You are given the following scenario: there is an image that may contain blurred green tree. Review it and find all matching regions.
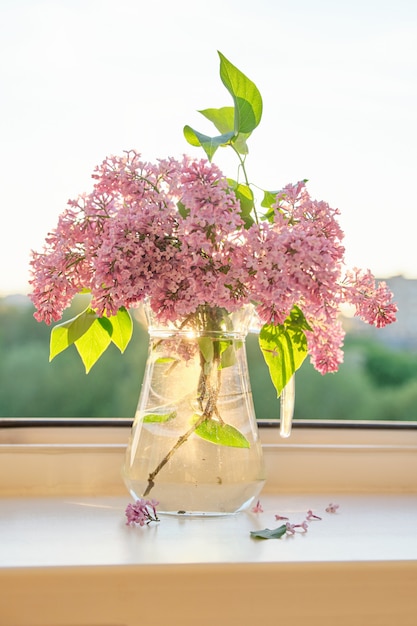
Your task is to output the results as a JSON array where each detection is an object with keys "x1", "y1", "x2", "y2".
[{"x1": 1, "y1": 297, "x2": 416, "y2": 421}]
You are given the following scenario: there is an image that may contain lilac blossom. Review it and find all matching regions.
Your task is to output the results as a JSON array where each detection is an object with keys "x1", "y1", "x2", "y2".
[
  {"x1": 29, "y1": 154, "x2": 397, "y2": 376},
  {"x1": 125, "y1": 498, "x2": 160, "y2": 526}
]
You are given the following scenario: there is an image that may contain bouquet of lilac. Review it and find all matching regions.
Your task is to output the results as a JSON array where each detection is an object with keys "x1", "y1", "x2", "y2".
[{"x1": 29, "y1": 52, "x2": 397, "y2": 399}]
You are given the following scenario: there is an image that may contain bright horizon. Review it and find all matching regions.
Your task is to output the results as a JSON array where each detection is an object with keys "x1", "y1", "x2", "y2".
[{"x1": 1, "y1": 0, "x2": 416, "y2": 296}]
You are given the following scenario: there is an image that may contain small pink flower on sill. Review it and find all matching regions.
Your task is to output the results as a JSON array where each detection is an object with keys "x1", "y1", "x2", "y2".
[
  {"x1": 325, "y1": 503, "x2": 340, "y2": 514},
  {"x1": 275, "y1": 514, "x2": 290, "y2": 521},
  {"x1": 286, "y1": 521, "x2": 308, "y2": 535},
  {"x1": 306, "y1": 509, "x2": 322, "y2": 521},
  {"x1": 125, "y1": 498, "x2": 160, "y2": 526},
  {"x1": 252, "y1": 500, "x2": 263, "y2": 513}
]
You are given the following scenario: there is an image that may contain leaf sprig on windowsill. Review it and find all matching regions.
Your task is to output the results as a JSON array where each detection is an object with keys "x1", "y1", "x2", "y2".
[{"x1": 250, "y1": 503, "x2": 339, "y2": 540}]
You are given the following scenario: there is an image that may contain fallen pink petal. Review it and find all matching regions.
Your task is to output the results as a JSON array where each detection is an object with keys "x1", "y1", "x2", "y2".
[
  {"x1": 325, "y1": 502, "x2": 340, "y2": 513},
  {"x1": 275, "y1": 514, "x2": 290, "y2": 521},
  {"x1": 285, "y1": 522, "x2": 297, "y2": 535},
  {"x1": 252, "y1": 500, "x2": 263, "y2": 513},
  {"x1": 306, "y1": 509, "x2": 322, "y2": 520}
]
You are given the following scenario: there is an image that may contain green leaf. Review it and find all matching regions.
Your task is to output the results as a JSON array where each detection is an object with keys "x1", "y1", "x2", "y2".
[
  {"x1": 199, "y1": 107, "x2": 250, "y2": 154},
  {"x1": 183, "y1": 125, "x2": 235, "y2": 161},
  {"x1": 219, "y1": 341, "x2": 236, "y2": 369},
  {"x1": 199, "y1": 106, "x2": 234, "y2": 134},
  {"x1": 260, "y1": 190, "x2": 280, "y2": 223},
  {"x1": 228, "y1": 179, "x2": 255, "y2": 227},
  {"x1": 194, "y1": 418, "x2": 250, "y2": 448},
  {"x1": 232, "y1": 133, "x2": 250, "y2": 155},
  {"x1": 74, "y1": 317, "x2": 113, "y2": 373},
  {"x1": 259, "y1": 306, "x2": 311, "y2": 396},
  {"x1": 143, "y1": 411, "x2": 176, "y2": 423},
  {"x1": 109, "y1": 307, "x2": 133, "y2": 353},
  {"x1": 218, "y1": 51, "x2": 263, "y2": 135},
  {"x1": 177, "y1": 200, "x2": 189, "y2": 218},
  {"x1": 50, "y1": 308, "x2": 99, "y2": 360},
  {"x1": 50, "y1": 306, "x2": 133, "y2": 372},
  {"x1": 198, "y1": 337, "x2": 214, "y2": 363},
  {"x1": 250, "y1": 525, "x2": 287, "y2": 540},
  {"x1": 261, "y1": 190, "x2": 279, "y2": 209}
]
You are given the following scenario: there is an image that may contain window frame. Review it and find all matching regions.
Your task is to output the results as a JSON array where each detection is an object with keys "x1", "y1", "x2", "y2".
[{"x1": 1, "y1": 417, "x2": 416, "y2": 497}]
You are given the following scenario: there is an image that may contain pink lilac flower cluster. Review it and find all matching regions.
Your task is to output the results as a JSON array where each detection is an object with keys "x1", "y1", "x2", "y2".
[
  {"x1": 125, "y1": 498, "x2": 159, "y2": 526},
  {"x1": 29, "y1": 151, "x2": 397, "y2": 375}
]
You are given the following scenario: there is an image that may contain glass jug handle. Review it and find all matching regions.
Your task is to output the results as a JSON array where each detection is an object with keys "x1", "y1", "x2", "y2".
[{"x1": 280, "y1": 375, "x2": 295, "y2": 438}]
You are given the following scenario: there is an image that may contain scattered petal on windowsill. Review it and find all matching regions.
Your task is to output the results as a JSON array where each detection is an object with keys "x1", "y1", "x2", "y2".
[
  {"x1": 251, "y1": 502, "x2": 340, "y2": 539},
  {"x1": 325, "y1": 503, "x2": 340, "y2": 513},
  {"x1": 251, "y1": 500, "x2": 263, "y2": 513},
  {"x1": 306, "y1": 509, "x2": 322, "y2": 521}
]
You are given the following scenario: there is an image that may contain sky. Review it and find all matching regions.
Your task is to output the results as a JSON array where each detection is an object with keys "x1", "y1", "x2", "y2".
[{"x1": 1, "y1": 0, "x2": 416, "y2": 296}]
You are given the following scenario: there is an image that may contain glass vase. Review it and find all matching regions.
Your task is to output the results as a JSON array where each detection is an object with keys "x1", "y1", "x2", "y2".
[{"x1": 123, "y1": 304, "x2": 266, "y2": 516}]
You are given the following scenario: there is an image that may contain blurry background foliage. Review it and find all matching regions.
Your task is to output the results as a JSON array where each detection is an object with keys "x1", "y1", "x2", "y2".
[{"x1": 1, "y1": 294, "x2": 417, "y2": 421}]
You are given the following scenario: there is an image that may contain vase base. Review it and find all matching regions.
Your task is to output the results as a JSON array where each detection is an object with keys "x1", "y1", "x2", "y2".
[
  {"x1": 156, "y1": 500, "x2": 256, "y2": 518},
  {"x1": 125, "y1": 479, "x2": 265, "y2": 517}
]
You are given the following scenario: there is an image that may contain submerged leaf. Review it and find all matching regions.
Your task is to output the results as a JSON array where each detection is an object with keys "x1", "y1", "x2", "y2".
[
  {"x1": 194, "y1": 418, "x2": 250, "y2": 448},
  {"x1": 198, "y1": 336, "x2": 214, "y2": 363},
  {"x1": 143, "y1": 411, "x2": 177, "y2": 423},
  {"x1": 219, "y1": 341, "x2": 236, "y2": 368}
]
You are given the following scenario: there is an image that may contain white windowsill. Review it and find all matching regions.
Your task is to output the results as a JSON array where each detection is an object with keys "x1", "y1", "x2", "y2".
[{"x1": 1, "y1": 423, "x2": 417, "y2": 625}]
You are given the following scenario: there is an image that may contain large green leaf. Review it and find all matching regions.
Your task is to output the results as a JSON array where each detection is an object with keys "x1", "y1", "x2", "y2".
[
  {"x1": 199, "y1": 107, "x2": 249, "y2": 154},
  {"x1": 259, "y1": 307, "x2": 310, "y2": 396},
  {"x1": 50, "y1": 308, "x2": 100, "y2": 360},
  {"x1": 218, "y1": 51, "x2": 262, "y2": 135},
  {"x1": 199, "y1": 106, "x2": 234, "y2": 134},
  {"x1": 74, "y1": 317, "x2": 113, "y2": 373},
  {"x1": 183, "y1": 125, "x2": 235, "y2": 161},
  {"x1": 194, "y1": 418, "x2": 250, "y2": 448},
  {"x1": 50, "y1": 306, "x2": 134, "y2": 372},
  {"x1": 109, "y1": 306, "x2": 133, "y2": 353}
]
